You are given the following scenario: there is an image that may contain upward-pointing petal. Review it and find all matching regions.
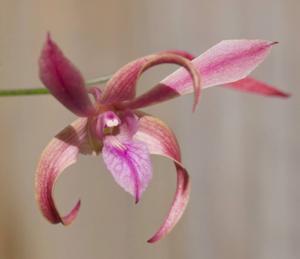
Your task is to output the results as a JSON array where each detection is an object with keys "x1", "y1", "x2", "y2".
[
  {"x1": 35, "y1": 118, "x2": 93, "y2": 225},
  {"x1": 39, "y1": 34, "x2": 96, "y2": 117}
]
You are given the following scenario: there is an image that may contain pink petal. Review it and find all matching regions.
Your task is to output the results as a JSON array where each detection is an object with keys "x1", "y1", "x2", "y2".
[
  {"x1": 168, "y1": 40, "x2": 277, "y2": 89},
  {"x1": 102, "y1": 136, "x2": 152, "y2": 203},
  {"x1": 35, "y1": 118, "x2": 93, "y2": 225},
  {"x1": 101, "y1": 52, "x2": 201, "y2": 111},
  {"x1": 223, "y1": 77, "x2": 290, "y2": 97},
  {"x1": 125, "y1": 40, "x2": 287, "y2": 109},
  {"x1": 134, "y1": 113, "x2": 190, "y2": 243},
  {"x1": 118, "y1": 111, "x2": 139, "y2": 140},
  {"x1": 39, "y1": 34, "x2": 96, "y2": 117}
]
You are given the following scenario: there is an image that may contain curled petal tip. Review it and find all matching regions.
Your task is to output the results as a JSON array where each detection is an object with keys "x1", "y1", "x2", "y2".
[
  {"x1": 147, "y1": 237, "x2": 156, "y2": 244},
  {"x1": 35, "y1": 118, "x2": 92, "y2": 226},
  {"x1": 193, "y1": 75, "x2": 201, "y2": 112},
  {"x1": 192, "y1": 103, "x2": 197, "y2": 113},
  {"x1": 61, "y1": 200, "x2": 81, "y2": 225},
  {"x1": 192, "y1": 90, "x2": 200, "y2": 112},
  {"x1": 134, "y1": 115, "x2": 191, "y2": 243},
  {"x1": 146, "y1": 167, "x2": 190, "y2": 243}
]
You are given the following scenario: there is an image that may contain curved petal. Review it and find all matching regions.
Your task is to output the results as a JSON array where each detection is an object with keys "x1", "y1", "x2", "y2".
[
  {"x1": 35, "y1": 118, "x2": 93, "y2": 225},
  {"x1": 117, "y1": 110, "x2": 140, "y2": 140},
  {"x1": 126, "y1": 40, "x2": 288, "y2": 109},
  {"x1": 39, "y1": 34, "x2": 96, "y2": 117},
  {"x1": 134, "y1": 113, "x2": 190, "y2": 243},
  {"x1": 101, "y1": 52, "x2": 201, "y2": 112},
  {"x1": 102, "y1": 136, "x2": 152, "y2": 203}
]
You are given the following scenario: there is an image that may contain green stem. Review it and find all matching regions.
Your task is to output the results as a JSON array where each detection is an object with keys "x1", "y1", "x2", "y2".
[
  {"x1": 0, "y1": 88, "x2": 50, "y2": 96},
  {"x1": 85, "y1": 75, "x2": 111, "y2": 86},
  {"x1": 0, "y1": 75, "x2": 112, "y2": 97}
]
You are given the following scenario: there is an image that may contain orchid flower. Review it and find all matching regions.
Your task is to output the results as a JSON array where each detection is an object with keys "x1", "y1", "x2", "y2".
[{"x1": 35, "y1": 35, "x2": 288, "y2": 243}]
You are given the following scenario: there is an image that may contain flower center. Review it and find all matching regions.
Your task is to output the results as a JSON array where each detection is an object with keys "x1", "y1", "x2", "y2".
[
  {"x1": 96, "y1": 111, "x2": 121, "y2": 140},
  {"x1": 87, "y1": 110, "x2": 122, "y2": 154}
]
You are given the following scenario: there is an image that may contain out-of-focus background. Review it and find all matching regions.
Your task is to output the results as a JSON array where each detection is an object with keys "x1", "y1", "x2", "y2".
[{"x1": 0, "y1": 0, "x2": 299, "y2": 258}]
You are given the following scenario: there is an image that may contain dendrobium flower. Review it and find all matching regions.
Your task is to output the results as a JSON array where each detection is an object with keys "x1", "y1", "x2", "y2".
[{"x1": 36, "y1": 35, "x2": 289, "y2": 243}]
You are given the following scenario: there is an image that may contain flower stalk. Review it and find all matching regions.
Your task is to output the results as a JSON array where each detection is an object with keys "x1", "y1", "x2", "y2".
[{"x1": 0, "y1": 75, "x2": 111, "y2": 96}]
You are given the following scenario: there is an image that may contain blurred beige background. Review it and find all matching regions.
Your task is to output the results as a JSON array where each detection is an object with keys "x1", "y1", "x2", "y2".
[{"x1": 0, "y1": 0, "x2": 299, "y2": 258}]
